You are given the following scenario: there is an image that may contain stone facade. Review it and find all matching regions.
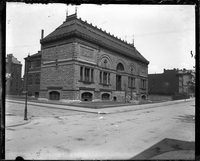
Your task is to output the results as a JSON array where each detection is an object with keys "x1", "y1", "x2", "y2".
[{"x1": 38, "y1": 13, "x2": 149, "y2": 102}]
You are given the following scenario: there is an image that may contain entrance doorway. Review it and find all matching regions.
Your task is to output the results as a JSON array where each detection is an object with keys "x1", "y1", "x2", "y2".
[
  {"x1": 49, "y1": 91, "x2": 60, "y2": 100},
  {"x1": 82, "y1": 92, "x2": 93, "y2": 101},
  {"x1": 35, "y1": 92, "x2": 39, "y2": 98},
  {"x1": 116, "y1": 75, "x2": 122, "y2": 90}
]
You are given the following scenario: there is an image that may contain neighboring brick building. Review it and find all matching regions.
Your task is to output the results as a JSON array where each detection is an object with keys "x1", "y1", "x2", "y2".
[
  {"x1": 25, "y1": 13, "x2": 149, "y2": 102},
  {"x1": 24, "y1": 51, "x2": 41, "y2": 97},
  {"x1": 148, "y1": 68, "x2": 194, "y2": 96},
  {"x1": 6, "y1": 54, "x2": 22, "y2": 95}
]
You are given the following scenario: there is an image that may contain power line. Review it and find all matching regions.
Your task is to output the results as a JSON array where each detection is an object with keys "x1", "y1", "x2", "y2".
[{"x1": 7, "y1": 44, "x2": 39, "y2": 48}]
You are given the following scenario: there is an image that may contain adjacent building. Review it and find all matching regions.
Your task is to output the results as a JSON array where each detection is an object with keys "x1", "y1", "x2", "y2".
[
  {"x1": 24, "y1": 13, "x2": 149, "y2": 102},
  {"x1": 24, "y1": 51, "x2": 41, "y2": 97},
  {"x1": 148, "y1": 68, "x2": 195, "y2": 96},
  {"x1": 6, "y1": 54, "x2": 22, "y2": 95}
]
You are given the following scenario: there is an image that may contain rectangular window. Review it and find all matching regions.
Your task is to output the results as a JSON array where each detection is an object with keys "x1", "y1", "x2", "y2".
[
  {"x1": 91, "y1": 69, "x2": 94, "y2": 82},
  {"x1": 100, "y1": 71, "x2": 102, "y2": 84},
  {"x1": 85, "y1": 68, "x2": 90, "y2": 82},
  {"x1": 36, "y1": 60, "x2": 41, "y2": 67},
  {"x1": 131, "y1": 78, "x2": 135, "y2": 87},
  {"x1": 80, "y1": 66, "x2": 94, "y2": 83},
  {"x1": 80, "y1": 67, "x2": 83, "y2": 81},
  {"x1": 108, "y1": 73, "x2": 110, "y2": 84},
  {"x1": 141, "y1": 79, "x2": 146, "y2": 89},
  {"x1": 103, "y1": 72, "x2": 107, "y2": 84},
  {"x1": 129, "y1": 77, "x2": 135, "y2": 88}
]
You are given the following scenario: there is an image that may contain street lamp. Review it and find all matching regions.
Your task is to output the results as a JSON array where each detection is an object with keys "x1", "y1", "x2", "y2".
[{"x1": 24, "y1": 55, "x2": 30, "y2": 120}]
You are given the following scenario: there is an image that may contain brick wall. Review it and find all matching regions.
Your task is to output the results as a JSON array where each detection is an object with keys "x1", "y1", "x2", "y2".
[{"x1": 42, "y1": 43, "x2": 74, "y2": 61}]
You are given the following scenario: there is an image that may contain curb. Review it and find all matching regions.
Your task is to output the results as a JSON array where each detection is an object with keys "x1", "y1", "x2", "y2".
[
  {"x1": 108, "y1": 99, "x2": 194, "y2": 114},
  {"x1": 6, "y1": 98, "x2": 194, "y2": 115},
  {"x1": 6, "y1": 116, "x2": 33, "y2": 128}
]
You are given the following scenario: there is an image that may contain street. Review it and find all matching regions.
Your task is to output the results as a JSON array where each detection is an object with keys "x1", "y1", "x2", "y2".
[{"x1": 5, "y1": 99, "x2": 195, "y2": 160}]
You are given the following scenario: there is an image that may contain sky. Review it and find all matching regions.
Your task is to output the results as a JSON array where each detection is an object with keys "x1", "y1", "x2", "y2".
[{"x1": 6, "y1": 3, "x2": 195, "y2": 77}]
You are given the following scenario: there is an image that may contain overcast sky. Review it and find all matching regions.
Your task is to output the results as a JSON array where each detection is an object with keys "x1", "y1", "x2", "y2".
[{"x1": 6, "y1": 3, "x2": 195, "y2": 76}]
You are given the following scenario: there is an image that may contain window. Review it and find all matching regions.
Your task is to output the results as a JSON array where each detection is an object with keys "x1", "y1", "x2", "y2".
[
  {"x1": 35, "y1": 75, "x2": 40, "y2": 85},
  {"x1": 100, "y1": 71, "x2": 102, "y2": 84},
  {"x1": 128, "y1": 77, "x2": 135, "y2": 88},
  {"x1": 35, "y1": 60, "x2": 41, "y2": 67},
  {"x1": 100, "y1": 71, "x2": 110, "y2": 85},
  {"x1": 80, "y1": 66, "x2": 94, "y2": 83},
  {"x1": 80, "y1": 67, "x2": 83, "y2": 81},
  {"x1": 141, "y1": 79, "x2": 146, "y2": 89},
  {"x1": 28, "y1": 75, "x2": 33, "y2": 85},
  {"x1": 103, "y1": 72, "x2": 107, "y2": 84},
  {"x1": 91, "y1": 69, "x2": 94, "y2": 82},
  {"x1": 85, "y1": 68, "x2": 90, "y2": 82},
  {"x1": 116, "y1": 63, "x2": 124, "y2": 71}
]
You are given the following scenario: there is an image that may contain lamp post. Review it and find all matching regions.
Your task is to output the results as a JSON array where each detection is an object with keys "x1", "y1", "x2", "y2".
[
  {"x1": 24, "y1": 55, "x2": 30, "y2": 120},
  {"x1": 124, "y1": 83, "x2": 127, "y2": 103}
]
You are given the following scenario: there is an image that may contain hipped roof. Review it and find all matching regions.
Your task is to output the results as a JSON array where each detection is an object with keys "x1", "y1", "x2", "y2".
[{"x1": 41, "y1": 14, "x2": 149, "y2": 65}]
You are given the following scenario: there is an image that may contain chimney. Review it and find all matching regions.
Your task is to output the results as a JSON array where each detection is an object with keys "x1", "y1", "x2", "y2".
[
  {"x1": 41, "y1": 29, "x2": 44, "y2": 50},
  {"x1": 41, "y1": 29, "x2": 44, "y2": 39}
]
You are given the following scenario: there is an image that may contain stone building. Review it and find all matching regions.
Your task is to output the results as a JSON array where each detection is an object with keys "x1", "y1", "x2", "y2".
[
  {"x1": 24, "y1": 51, "x2": 41, "y2": 97},
  {"x1": 36, "y1": 13, "x2": 149, "y2": 102},
  {"x1": 6, "y1": 54, "x2": 22, "y2": 95}
]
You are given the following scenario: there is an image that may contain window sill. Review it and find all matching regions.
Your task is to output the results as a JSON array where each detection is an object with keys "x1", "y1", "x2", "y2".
[
  {"x1": 129, "y1": 87, "x2": 136, "y2": 89},
  {"x1": 99, "y1": 83, "x2": 110, "y2": 86},
  {"x1": 79, "y1": 80, "x2": 94, "y2": 84}
]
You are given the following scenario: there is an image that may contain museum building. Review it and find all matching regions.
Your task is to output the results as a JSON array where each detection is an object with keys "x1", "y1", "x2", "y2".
[{"x1": 25, "y1": 13, "x2": 149, "y2": 102}]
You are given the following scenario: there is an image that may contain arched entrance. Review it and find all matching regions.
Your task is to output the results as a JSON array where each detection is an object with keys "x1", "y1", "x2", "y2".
[
  {"x1": 113, "y1": 96, "x2": 117, "y2": 101},
  {"x1": 141, "y1": 95, "x2": 146, "y2": 100},
  {"x1": 35, "y1": 92, "x2": 39, "y2": 98},
  {"x1": 82, "y1": 92, "x2": 92, "y2": 101},
  {"x1": 49, "y1": 91, "x2": 60, "y2": 100},
  {"x1": 102, "y1": 93, "x2": 110, "y2": 100}
]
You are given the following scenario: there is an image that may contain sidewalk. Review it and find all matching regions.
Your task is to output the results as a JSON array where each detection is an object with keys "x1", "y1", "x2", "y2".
[{"x1": 6, "y1": 98, "x2": 195, "y2": 127}]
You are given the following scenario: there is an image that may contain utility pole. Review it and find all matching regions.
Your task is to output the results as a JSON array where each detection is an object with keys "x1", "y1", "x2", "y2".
[{"x1": 24, "y1": 55, "x2": 30, "y2": 120}]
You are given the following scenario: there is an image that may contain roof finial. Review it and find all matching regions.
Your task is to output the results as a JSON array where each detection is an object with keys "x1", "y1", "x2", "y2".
[
  {"x1": 132, "y1": 35, "x2": 134, "y2": 46},
  {"x1": 75, "y1": 7, "x2": 77, "y2": 15},
  {"x1": 66, "y1": 5, "x2": 68, "y2": 20}
]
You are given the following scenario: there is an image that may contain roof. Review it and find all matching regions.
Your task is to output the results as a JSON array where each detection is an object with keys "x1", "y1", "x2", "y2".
[
  {"x1": 6, "y1": 54, "x2": 21, "y2": 65},
  {"x1": 41, "y1": 14, "x2": 149, "y2": 64},
  {"x1": 24, "y1": 51, "x2": 42, "y2": 59}
]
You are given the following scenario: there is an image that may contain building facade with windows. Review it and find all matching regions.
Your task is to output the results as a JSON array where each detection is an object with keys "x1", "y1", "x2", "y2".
[
  {"x1": 148, "y1": 68, "x2": 195, "y2": 96},
  {"x1": 24, "y1": 51, "x2": 41, "y2": 98},
  {"x1": 6, "y1": 54, "x2": 22, "y2": 95},
  {"x1": 27, "y1": 13, "x2": 149, "y2": 102}
]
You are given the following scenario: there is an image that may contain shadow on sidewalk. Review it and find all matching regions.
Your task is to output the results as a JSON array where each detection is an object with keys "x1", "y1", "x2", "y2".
[{"x1": 130, "y1": 138, "x2": 195, "y2": 160}]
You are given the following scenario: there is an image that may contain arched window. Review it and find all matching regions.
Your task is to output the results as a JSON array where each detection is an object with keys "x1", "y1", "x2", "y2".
[
  {"x1": 82, "y1": 92, "x2": 93, "y2": 101},
  {"x1": 35, "y1": 75, "x2": 40, "y2": 85},
  {"x1": 28, "y1": 75, "x2": 33, "y2": 85},
  {"x1": 102, "y1": 93, "x2": 110, "y2": 100},
  {"x1": 116, "y1": 63, "x2": 124, "y2": 71}
]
